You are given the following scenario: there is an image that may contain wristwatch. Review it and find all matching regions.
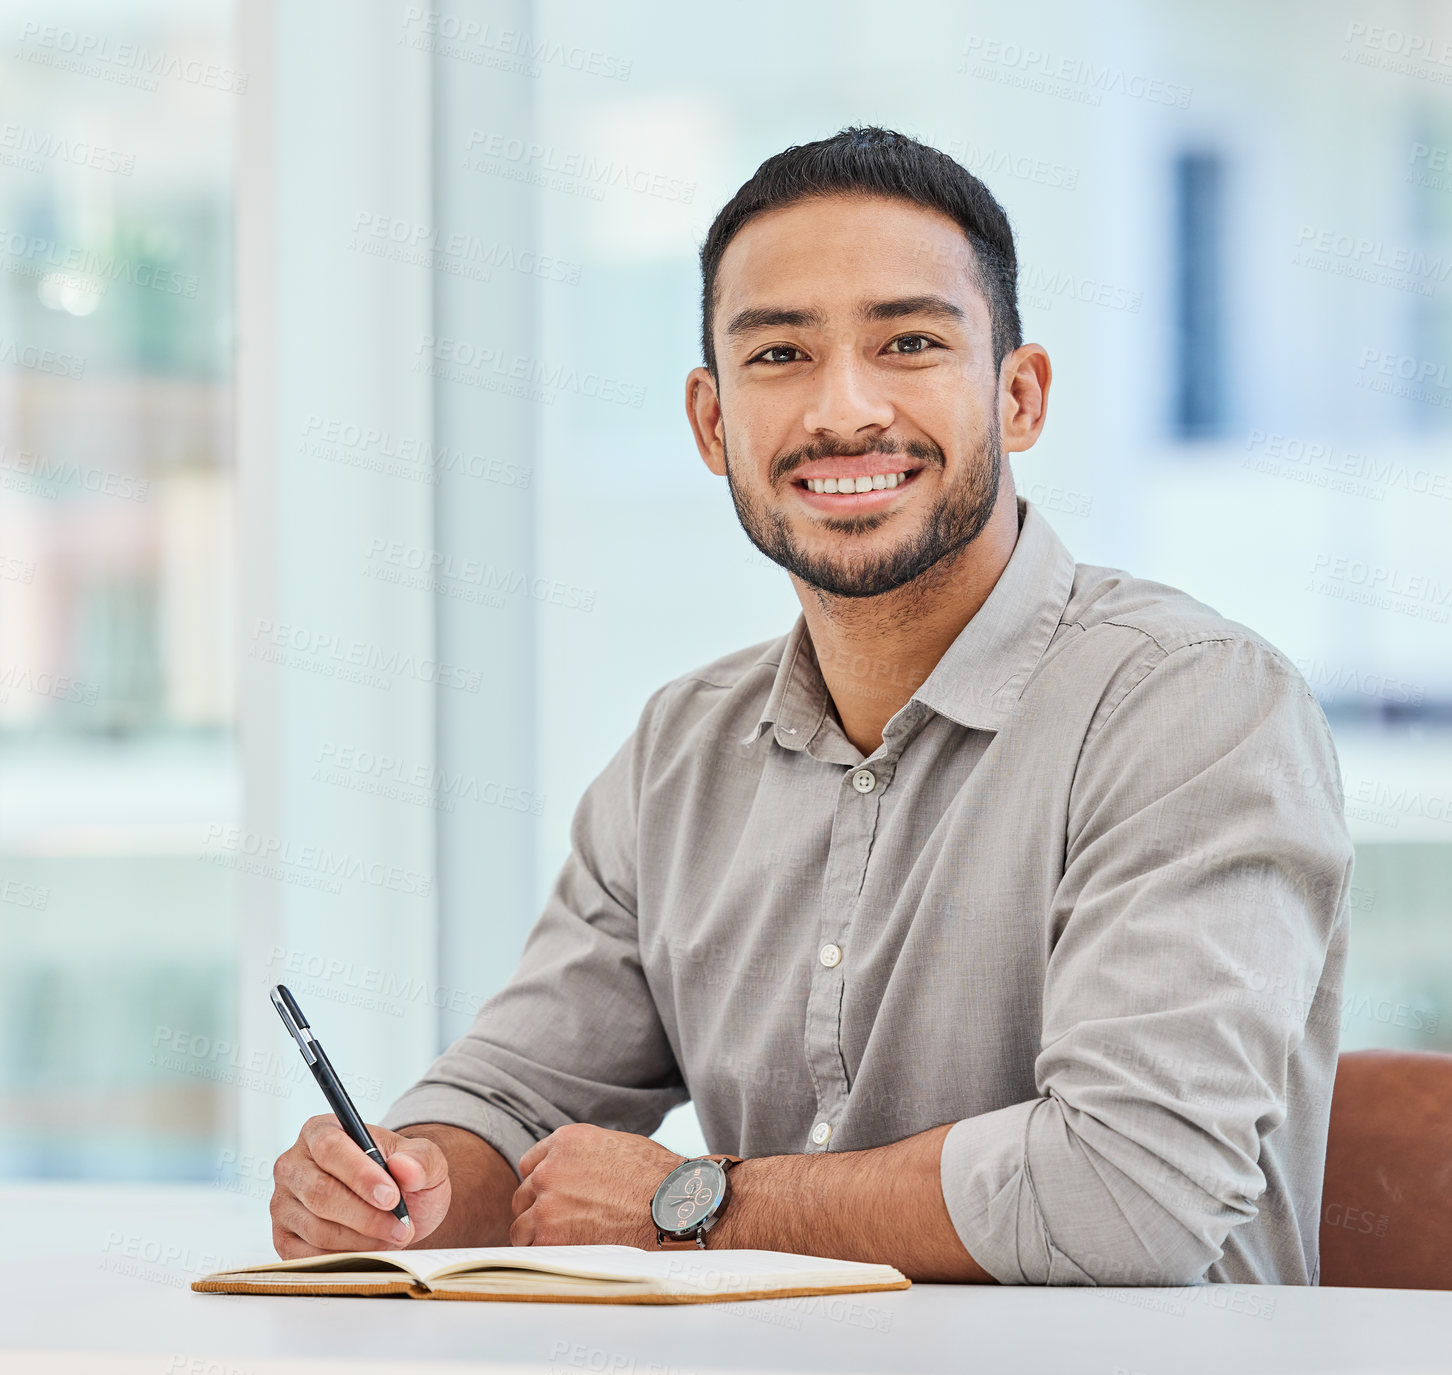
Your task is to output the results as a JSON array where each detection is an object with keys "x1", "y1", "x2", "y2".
[{"x1": 651, "y1": 1153, "x2": 744, "y2": 1249}]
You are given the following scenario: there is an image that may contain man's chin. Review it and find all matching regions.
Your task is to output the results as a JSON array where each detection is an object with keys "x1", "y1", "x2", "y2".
[
  {"x1": 773, "y1": 550, "x2": 933, "y2": 600},
  {"x1": 730, "y1": 477, "x2": 984, "y2": 599}
]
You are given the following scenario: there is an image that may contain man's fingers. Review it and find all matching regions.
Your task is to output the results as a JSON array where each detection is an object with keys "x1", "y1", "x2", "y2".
[
  {"x1": 273, "y1": 1221, "x2": 357, "y2": 1261},
  {"x1": 304, "y1": 1116, "x2": 399, "y2": 1208},
  {"x1": 510, "y1": 1175, "x2": 537, "y2": 1220},
  {"x1": 274, "y1": 1188, "x2": 405, "y2": 1256},
  {"x1": 282, "y1": 1157, "x2": 411, "y2": 1245},
  {"x1": 272, "y1": 1225, "x2": 310, "y2": 1260},
  {"x1": 272, "y1": 1175, "x2": 409, "y2": 1254},
  {"x1": 517, "y1": 1131, "x2": 556, "y2": 1180},
  {"x1": 509, "y1": 1208, "x2": 536, "y2": 1247},
  {"x1": 383, "y1": 1133, "x2": 449, "y2": 1196},
  {"x1": 272, "y1": 1118, "x2": 448, "y2": 1259}
]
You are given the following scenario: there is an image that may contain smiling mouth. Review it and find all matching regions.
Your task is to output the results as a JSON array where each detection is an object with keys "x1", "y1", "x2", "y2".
[
  {"x1": 790, "y1": 467, "x2": 924, "y2": 509},
  {"x1": 794, "y1": 468, "x2": 919, "y2": 494}
]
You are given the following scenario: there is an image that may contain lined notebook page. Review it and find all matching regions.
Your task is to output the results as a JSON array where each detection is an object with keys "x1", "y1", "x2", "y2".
[
  {"x1": 428, "y1": 1247, "x2": 899, "y2": 1284},
  {"x1": 219, "y1": 1244, "x2": 899, "y2": 1286}
]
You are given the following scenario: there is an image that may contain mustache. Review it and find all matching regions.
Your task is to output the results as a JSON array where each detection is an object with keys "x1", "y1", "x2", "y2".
[{"x1": 770, "y1": 437, "x2": 946, "y2": 486}]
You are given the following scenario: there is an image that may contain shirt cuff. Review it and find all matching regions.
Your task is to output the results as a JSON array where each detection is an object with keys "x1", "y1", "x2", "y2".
[
  {"x1": 941, "y1": 1098, "x2": 1082, "y2": 1285},
  {"x1": 941, "y1": 1095, "x2": 1226, "y2": 1286},
  {"x1": 379, "y1": 1083, "x2": 543, "y2": 1178}
]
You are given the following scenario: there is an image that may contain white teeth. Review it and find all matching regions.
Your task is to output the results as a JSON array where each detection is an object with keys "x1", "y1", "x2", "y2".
[{"x1": 806, "y1": 471, "x2": 909, "y2": 494}]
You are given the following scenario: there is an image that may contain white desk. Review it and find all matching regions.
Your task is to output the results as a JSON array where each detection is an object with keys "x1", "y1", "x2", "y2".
[{"x1": 3, "y1": 1185, "x2": 1449, "y2": 1375}]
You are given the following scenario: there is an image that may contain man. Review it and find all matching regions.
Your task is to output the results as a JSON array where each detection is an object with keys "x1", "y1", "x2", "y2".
[{"x1": 270, "y1": 127, "x2": 1354, "y2": 1286}]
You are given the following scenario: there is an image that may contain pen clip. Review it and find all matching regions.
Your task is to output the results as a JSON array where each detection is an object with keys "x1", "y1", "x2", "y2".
[{"x1": 270, "y1": 984, "x2": 318, "y2": 1065}]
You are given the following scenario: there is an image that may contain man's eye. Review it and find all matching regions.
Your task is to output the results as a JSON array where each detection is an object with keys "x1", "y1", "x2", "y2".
[
  {"x1": 885, "y1": 334, "x2": 939, "y2": 355},
  {"x1": 750, "y1": 345, "x2": 805, "y2": 365}
]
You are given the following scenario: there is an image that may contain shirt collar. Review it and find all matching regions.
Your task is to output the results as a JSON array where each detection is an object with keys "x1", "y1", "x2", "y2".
[
  {"x1": 739, "y1": 611, "x2": 829, "y2": 752},
  {"x1": 741, "y1": 494, "x2": 1077, "y2": 751}
]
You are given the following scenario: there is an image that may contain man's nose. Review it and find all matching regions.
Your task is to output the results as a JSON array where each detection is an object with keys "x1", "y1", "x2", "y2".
[{"x1": 800, "y1": 352, "x2": 895, "y2": 438}]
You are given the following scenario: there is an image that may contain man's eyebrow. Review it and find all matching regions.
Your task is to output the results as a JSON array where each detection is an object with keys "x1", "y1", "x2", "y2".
[
  {"x1": 859, "y1": 294, "x2": 967, "y2": 325},
  {"x1": 723, "y1": 294, "x2": 967, "y2": 340},
  {"x1": 723, "y1": 305, "x2": 827, "y2": 338}
]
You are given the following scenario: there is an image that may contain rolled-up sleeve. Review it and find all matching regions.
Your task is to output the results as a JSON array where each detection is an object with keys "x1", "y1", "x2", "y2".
[
  {"x1": 380, "y1": 685, "x2": 688, "y2": 1175},
  {"x1": 939, "y1": 635, "x2": 1355, "y2": 1285}
]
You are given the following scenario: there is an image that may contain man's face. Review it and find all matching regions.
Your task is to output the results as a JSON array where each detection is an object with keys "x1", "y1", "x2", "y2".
[{"x1": 701, "y1": 194, "x2": 1006, "y2": 599}]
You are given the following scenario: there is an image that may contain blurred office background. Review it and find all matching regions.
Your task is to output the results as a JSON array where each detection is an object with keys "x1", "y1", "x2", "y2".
[{"x1": 1, "y1": 0, "x2": 1449, "y2": 1183}]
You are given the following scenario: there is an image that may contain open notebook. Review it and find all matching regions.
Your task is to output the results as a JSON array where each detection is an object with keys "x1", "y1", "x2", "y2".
[{"x1": 192, "y1": 1244, "x2": 910, "y2": 1304}]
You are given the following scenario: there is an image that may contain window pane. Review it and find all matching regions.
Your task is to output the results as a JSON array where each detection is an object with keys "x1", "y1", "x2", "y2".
[{"x1": 0, "y1": 0, "x2": 237, "y2": 1178}]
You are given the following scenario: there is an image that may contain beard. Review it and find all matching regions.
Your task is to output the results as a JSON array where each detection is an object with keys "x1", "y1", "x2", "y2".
[{"x1": 722, "y1": 415, "x2": 1003, "y2": 599}]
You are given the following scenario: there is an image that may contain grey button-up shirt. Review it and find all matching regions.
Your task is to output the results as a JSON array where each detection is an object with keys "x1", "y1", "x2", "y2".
[{"x1": 383, "y1": 493, "x2": 1355, "y2": 1286}]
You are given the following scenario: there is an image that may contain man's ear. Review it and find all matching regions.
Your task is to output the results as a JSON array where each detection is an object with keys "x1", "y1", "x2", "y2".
[
  {"x1": 999, "y1": 344, "x2": 1051, "y2": 455},
  {"x1": 685, "y1": 366, "x2": 727, "y2": 477}
]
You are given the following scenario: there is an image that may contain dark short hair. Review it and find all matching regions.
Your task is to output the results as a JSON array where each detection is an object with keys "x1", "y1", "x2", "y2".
[{"x1": 698, "y1": 125, "x2": 1021, "y2": 381}]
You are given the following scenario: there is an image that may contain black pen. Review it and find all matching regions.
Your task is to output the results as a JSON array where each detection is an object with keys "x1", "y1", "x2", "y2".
[{"x1": 269, "y1": 983, "x2": 411, "y2": 1229}]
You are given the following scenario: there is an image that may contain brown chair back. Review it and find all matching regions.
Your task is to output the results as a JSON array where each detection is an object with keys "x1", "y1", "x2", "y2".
[{"x1": 1320, "y1": 1048, "x2": 1452, "y2": 1289}]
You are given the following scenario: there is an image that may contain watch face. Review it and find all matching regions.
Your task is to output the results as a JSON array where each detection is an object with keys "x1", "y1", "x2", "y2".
[{"x1": 651, "y1": 1160, "x2": 726, "y2": 1234}]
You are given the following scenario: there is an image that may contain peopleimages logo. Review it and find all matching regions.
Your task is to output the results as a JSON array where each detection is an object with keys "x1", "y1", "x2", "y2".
[
  {"x1": 314, "y1": 740, "x2": 545, "y2": 815},
  {"x1": 347, "y1": 212, "x2": 582, "y2": 286},
  {"x1": 959, "y1": 35, "x2": 1192, "y2": 108},
  {"x1": 0, "y1": 442, "x2": 150, "y2": 502},
  {"x1": 943, "y1": 137, "x2": 1081, "y2": 191},
  {"x1": 362, "y1": 537, "x2": 598, "y2": 613},
  {"x1": 414, "y1": 333, "x2": 644, "y2": 407},
  {"x1": 15, "y1": 20, "x2": 248, "y2": 93},
  {"x1": 398, "y1": 7, "x2": 632, "y2": 82},
  {"x1": 1018, "y1": 262, "x2": 1142, "y2": 314},
  {"x1": 247, "y1": 618, "x2": 484, "y2": 694},
  {"x1": 1306, "y1": 552, "x2": 1452, "y2": 624},
  {"x1": 1243, "y1": 429, "x2": 1452, "y2": 503},
  {"x1": 202, "y1": 823, "x2": 434, "y2": 898},
  {"x1": 1292, "y1": 654, "x2": 1426, "y2": 708},
  {"x1": 0, "y1": 879, "x2": 49, "y2": 911},
  {"x1": 0, "y1": 336, "x2": 85, "y2": 379},
  {"x1": 1342, "y1": 20, "x2": 1452, "y2": 82},
  {"x1": 0, "y1": 229, "x2": 198, "y2": 297},
  {"x1": 1407, "y1": 142, "x2": 1452, "y2": 193},
  {"x1": 1292, "y1": 224, "x2": 1451, "y2": 295},
  {"x1": 1354, "y1": 349, "x2": 1452, "y2": 407},
  {"x1": 0, "y1": 121, "x2": 135, "y2": 175},
  {"x1": 265, "y1": 945, "x2": 485, "y2": 1018},
  {"x1": 299, "y1": 415, "x2": 531, "y2": 490},
  {"x1": 99, "y1": 1230, "x2": 228, "y2": 1289},
  {"x1": 462, "y1": 131, "x2": 695, "y2": 203},
  {"x1": 0, "y1": 662, "x2": 99, "y2": 706}
]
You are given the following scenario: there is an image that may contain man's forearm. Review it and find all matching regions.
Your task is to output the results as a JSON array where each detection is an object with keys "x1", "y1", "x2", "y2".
[
  {"x1": 709, "y1": 1123, "x2": 996, "y2": 1283},
  {"x1": 395, "y1": 1123, "x2": 519, "y2": 1248}
]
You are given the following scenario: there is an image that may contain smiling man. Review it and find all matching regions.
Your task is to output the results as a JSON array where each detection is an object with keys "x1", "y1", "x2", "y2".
[{"x1": 270, "y1": 127, "x2": 1355, "y2": 1286}]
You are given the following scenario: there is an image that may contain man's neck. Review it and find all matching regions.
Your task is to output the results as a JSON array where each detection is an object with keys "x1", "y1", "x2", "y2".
[{"x1": 791, "y1": 486, "x2": 1022, "y2": 757}]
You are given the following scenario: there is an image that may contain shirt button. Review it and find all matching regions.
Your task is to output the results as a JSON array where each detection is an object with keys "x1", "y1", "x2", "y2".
[
  {"x1": 818, "y1": 943, "x2": 843, "y2": 968},
  {"x1": 851, "y1": 768, "x2": 877, "y2": 794},
  {"x1": 810, "y1": 1121, "x2": 833, "y2": 1145}
]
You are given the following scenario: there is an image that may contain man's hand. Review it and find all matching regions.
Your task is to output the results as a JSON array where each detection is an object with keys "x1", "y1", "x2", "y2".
[
  {"x1": 511, "y1": 1123, "x2": 684, "y2": 1247},
  {"x1": 270, "y1": 1114, "x2": 451, "y2": 1258}
]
